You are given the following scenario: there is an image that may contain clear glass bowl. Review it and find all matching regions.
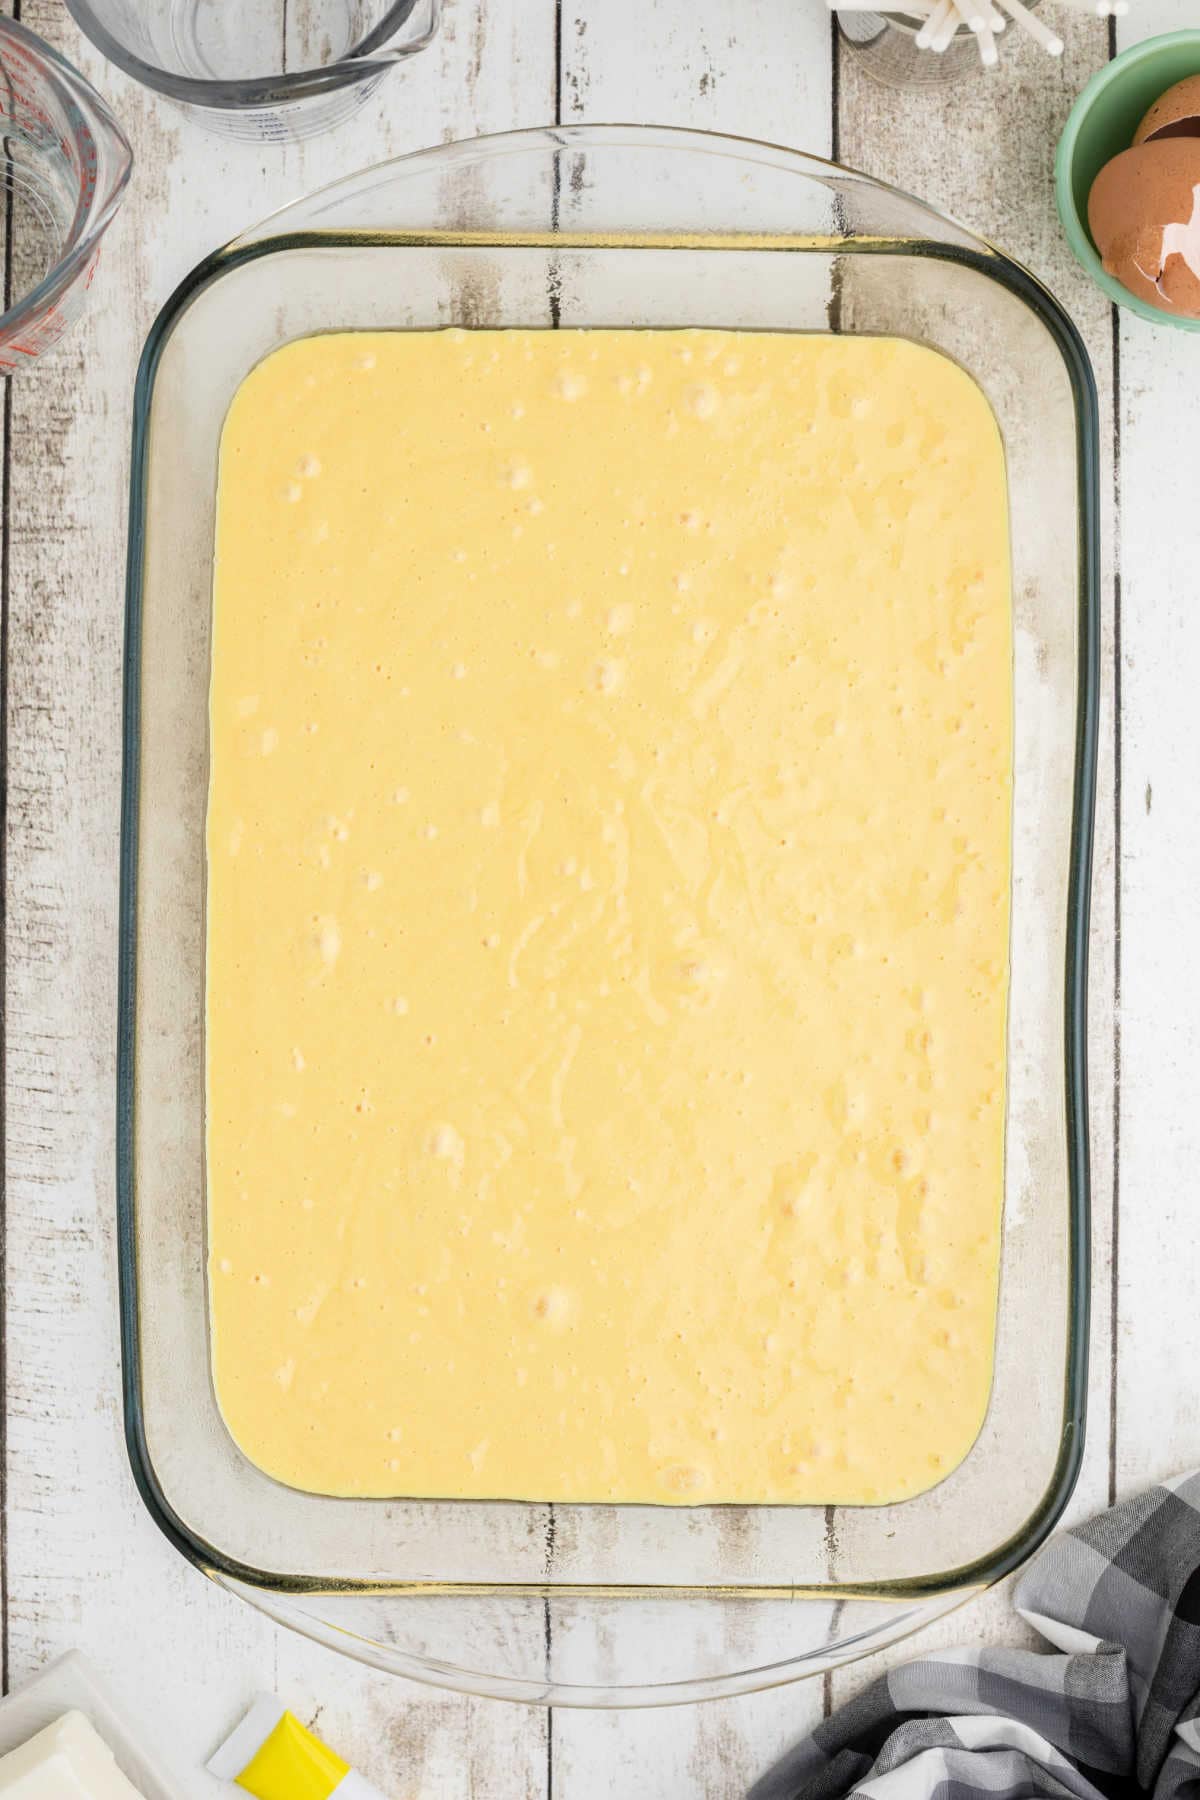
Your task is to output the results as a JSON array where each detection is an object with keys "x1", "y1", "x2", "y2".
[
  {"x1": 66, "y1": 0, "x2": 441, "y2": 143},
  {"x1": 835, "y1": 11, "x2": 986, "y2": 86},
  {"x1": 0, "y1": 17, "x2": 131, "y2": 371},
  {"x1": 834, "y1": 4, "x2": 1051, "y2": 87},
  {"x1": 119, "y1": 125, "x2": 1098, "y2": 1706}
]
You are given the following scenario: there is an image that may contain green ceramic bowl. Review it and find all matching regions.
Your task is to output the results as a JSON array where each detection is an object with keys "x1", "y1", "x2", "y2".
[{"x1": 1055, "y1": 30, "x2": 1200, "y2": 331}]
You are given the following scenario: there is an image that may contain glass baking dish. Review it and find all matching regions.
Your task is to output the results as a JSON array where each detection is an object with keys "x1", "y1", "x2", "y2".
[{"x1": 119, "y1": 125, "x2": 1097, "y2": 1705}]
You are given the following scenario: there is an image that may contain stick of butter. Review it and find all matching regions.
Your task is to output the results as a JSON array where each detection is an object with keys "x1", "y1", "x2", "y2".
[{"x1": 0, "y1": 1711, "x2": 146, "y2": 1797}]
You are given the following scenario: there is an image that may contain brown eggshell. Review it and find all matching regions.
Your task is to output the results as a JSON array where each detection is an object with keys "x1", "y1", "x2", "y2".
[
  {"x1": 1087, "y1": 139, "x2": 1200, "y2": 317},
  {"x1": 1134, "y1": 73, "x2": 1200, "y2": 145},
  {"x1": 1161, "y1": 246, "x2": 1200, "y2": 316}
]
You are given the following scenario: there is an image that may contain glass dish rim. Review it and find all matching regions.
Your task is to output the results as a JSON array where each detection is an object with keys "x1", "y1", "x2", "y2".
[{"x1": 118, "y1": 121, "x2": 1098, "y2": 1609}]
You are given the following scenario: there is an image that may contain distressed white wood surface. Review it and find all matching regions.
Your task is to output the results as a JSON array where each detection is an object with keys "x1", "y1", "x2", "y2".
[
  {"x1": 1109, "y1": 0, "x2": 1200, "y2": 1501},
  {"x1": 1, "y1": 0, "x2": 1194, "y2": 1793}
]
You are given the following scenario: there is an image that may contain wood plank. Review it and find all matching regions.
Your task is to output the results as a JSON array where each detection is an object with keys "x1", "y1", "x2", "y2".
[
  {"x1": 1110, "y1": 0, "x2": 1200, "y2": 1493},
  {"x1": 0, "y1": 0, "x2": 15, "y2": 1697},
  {"x1": 824, "y1": 6, "x2": 1120, "y2": 1711},
  {"x1": 0, "y1": 2, "x2": 556, "y2": 1794},
  {"x1": 550, "y1": 8, "x2": 835, "y2": 1795}
]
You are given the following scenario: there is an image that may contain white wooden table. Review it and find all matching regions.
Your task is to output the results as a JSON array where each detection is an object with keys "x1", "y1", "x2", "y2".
[{"x1": 0, "y1": 0, "x2": 1194, "y2": 1792}]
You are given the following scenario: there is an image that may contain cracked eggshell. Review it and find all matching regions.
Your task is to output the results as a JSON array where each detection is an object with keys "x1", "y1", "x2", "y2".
[
  {"x1": 1134, "y1": 73, "x2": 1200, "y2": 145},
  {"x1": 1087, "y1": 138, "x2": 1200, "y2": 318}
]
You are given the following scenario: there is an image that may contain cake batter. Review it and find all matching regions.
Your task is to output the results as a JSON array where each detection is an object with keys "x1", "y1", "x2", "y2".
[{"x1": 206, "y1": 328, "x2": 1012, "y2": 1505}]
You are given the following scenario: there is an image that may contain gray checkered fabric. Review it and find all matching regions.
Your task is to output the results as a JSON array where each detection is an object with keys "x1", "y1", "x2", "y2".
[{"x1": 750, "y1": 1471, "x2": 1200, "y2": 1800}]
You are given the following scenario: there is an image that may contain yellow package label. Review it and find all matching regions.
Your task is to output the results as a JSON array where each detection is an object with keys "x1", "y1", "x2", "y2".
[{"x1": 236, "y1": 1712, "x2": 349, "y2": 1800}]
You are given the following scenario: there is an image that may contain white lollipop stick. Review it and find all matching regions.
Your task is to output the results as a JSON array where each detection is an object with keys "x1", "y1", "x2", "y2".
[
  {"x1": 954, "y1": 0, "x2": 993, "y2": 34},
  {"x1": 975, "y1": 21, "x2": 1000, "y2": 61},
  {"x1": 987, "y1": 7, "x2": 1007, "y2": 29},
  {"x1": 931, "y1": 1, "x2": 964, "y2": 49},
  {"x1": 914, "y1": 0, "x2": 953, "y2": 48},
  {"x1": 998, "y1": 0, "x2": 1064, "y2": 54}
]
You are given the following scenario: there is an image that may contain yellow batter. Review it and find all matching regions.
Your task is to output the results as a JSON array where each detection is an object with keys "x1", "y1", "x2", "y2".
[{"x1": 207, "y1": 328, "x2": 1011, "y2": 1506}]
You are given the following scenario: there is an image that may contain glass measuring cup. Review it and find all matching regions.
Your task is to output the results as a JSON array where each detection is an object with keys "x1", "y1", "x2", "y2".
[
  {"x1": 836, "y1": 11, "x2": 985, "y2": 84},
  {"x1": 835, "y1": 0, "x2": 1051, "y2": 85},
  {"x1": 0, "y1": 17, "x2": 131, "y2": 373},
  {"x1": 65, "y1": 0, "x2": 442, "y2": 143}
]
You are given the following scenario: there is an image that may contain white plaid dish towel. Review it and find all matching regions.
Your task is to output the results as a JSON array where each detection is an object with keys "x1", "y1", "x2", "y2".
[{"x1": 751, "y1": 1471, "x2": 1200, "y2": 1800}]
